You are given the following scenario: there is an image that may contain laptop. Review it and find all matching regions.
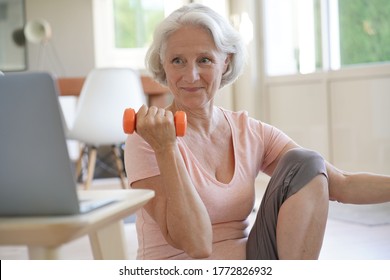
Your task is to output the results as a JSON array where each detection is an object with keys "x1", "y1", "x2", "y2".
[{"x1": 0, "y1": 71, "x2": 115, "y2": 216}]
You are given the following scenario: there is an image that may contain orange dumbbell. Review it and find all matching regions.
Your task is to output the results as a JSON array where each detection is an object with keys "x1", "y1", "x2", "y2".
[{"x1": 123, "y1": 108, "x2": 187, "y2": 137}]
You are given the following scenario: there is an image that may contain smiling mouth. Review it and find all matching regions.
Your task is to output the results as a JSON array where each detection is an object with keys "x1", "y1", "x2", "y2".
[{"x1": 181, "y1": 87, "x2": 203, "y2": 93}]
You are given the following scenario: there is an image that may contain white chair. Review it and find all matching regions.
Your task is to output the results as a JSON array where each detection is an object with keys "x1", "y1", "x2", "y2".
[{"x1": 66, "y1": 68, "x2": 146, "y2": 189}]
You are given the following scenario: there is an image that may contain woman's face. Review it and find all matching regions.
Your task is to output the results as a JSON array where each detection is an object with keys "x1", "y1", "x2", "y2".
[{"x1": 162, "y1": 25, "x2": 230, "y2": 110}]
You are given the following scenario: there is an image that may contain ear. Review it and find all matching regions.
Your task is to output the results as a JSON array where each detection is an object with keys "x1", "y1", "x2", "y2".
[{"x1": 223, "y1": 54, "x2": 232, "y2": 73}]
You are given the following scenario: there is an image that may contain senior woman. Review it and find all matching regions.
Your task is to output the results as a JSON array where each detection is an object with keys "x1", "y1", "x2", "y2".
[{"x1": 125, "y1": 3, "x2": 390, "y2": 260}]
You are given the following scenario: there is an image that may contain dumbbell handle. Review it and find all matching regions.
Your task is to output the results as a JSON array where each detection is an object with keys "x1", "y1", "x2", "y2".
[{"x1": 123, "y1": 108, "x2": 187, "y2": 137}]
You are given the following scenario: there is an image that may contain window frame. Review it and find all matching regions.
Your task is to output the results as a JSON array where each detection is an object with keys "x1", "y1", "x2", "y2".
[{"x1": 263, "y1": 0, "x2": 390, "y2": 77}]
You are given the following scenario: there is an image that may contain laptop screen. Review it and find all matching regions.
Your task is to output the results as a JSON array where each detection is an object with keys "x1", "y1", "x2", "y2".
[{"x1": 0, "y1": 72, "x2": 81, "y2": 216}]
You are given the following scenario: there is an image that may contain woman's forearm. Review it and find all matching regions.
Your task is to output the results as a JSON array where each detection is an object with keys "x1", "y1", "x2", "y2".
[
  {"x1": 155, "y1": 144, "x2": 213, "y2": 258},
  {"x1": 327, "y1": 162, "x2": 390, "y2": 204}
]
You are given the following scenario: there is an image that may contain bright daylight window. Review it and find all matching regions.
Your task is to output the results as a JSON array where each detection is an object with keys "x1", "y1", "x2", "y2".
[
  {"x1": 113, "y1": 0, "x2": 165, "y2": 49},
  {"x1": 94, "y1": 0, "x2": 228, "y2": 70},
  {"x1": 338, "y1": 0, "x2": 390, "y2": 66},
  {"x1": 93, "y1": 0, "x2": 171, "y2": 69},
  {"x1": 263, "y1": 0, "x2": 390, "y2": 76}
]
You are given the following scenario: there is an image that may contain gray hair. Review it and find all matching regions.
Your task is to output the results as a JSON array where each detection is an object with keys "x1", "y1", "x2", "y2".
[{"x1": 145, "y1": 3, "x2": 246, "y2": 88}]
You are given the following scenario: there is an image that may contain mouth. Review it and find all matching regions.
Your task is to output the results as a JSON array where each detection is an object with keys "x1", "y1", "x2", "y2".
[{"x1": 181, "y1": 86, "x2": 203, "y2": 93}]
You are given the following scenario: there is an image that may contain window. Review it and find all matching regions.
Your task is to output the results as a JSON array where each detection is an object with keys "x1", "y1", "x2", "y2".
[
  {"x1": 113, "y1": 0, "x2": 165, "y2": 49},
  {"x1": 93, "y1": 0, "x2": 184, "y2": 69},
  {"x1": 93, "y1": 0, "x2": 228, "y2": 70},
  {"x1": 263, "y1": 0, "x2": 390, "y2": 76},
  {"x1": 338, "y1": 0, "x2": 390, "y2": 66}
]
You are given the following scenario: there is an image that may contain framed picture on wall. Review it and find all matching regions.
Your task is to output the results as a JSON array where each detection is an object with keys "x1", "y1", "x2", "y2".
[{"x1": 0, "y1": 0, "x2": 27, "y2": 72}]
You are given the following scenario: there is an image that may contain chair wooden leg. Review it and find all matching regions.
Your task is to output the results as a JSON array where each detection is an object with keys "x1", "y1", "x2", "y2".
[
  {"x1": 85, "y1": 147, "x2": 97, "y2": 190},
  {"x1": 112, "y1": 145, "x2": 127, "y2": 189},
  {"x1": 75, "y1": 145, "x2": 85, "y2": 181}
]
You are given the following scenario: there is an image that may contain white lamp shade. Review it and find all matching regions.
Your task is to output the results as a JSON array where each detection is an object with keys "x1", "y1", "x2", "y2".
[{"x1": 24, "y1": 19, "x2": 52, "y2": 44}]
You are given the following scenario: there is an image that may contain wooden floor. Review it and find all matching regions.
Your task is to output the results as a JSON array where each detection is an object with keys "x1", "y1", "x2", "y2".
[{"x1": 1, "y1": 178, "x2": 389, "y2": 260}]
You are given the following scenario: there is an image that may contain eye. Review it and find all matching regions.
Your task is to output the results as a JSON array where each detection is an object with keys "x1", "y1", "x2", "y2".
[
  {"x1": 172, "y1": 57, "x2": 184, "y2": 65},
  {"x1": 199, "y1": 57, "x2": 212, "y2": 64}
]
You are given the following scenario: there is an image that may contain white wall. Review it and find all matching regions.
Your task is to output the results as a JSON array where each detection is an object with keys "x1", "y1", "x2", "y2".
[
  {"x1": 267, "y1": 76, "x2": 329, "y2": 158},
  {"x1": 266, "y1": 64, "x2": 390, "y2": 174},
  {"x1": 25, "y1": 0, "x2": 95, "y2": 77},
  {"x1": 329, "y1": 67, "x2": 390, "y2": 173}
]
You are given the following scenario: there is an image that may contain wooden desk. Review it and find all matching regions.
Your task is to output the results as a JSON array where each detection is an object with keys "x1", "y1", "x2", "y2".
[
  {"x1": 0, "y1": 189, "x2": 154, "y2": 260},
  {"x1": 57, "y1": 76, "x2": 171, "y2": 108}
]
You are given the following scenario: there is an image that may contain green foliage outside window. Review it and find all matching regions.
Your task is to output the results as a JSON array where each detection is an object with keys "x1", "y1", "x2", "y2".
[
  {"x1": 339, "y1": 0, "x2": 390, "y2": 66},
  {"x1": 113, "y1": 0, "x2": 164, "y2": 49}
]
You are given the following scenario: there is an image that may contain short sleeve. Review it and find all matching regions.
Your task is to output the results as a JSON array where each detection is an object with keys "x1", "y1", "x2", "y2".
[
  {"x1": 124, "y1": 133, "x2": 160, "y2": 186},
  {"x1": 260, "y1": 122, "x2": 291, "y2": 172}
]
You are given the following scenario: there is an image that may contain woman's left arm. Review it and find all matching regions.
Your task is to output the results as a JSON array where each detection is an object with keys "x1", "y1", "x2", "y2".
[
  {"x1": 262, "y1": 134, "x2": 390, "y2": 204},
  {"x1": 326, "y1": 162, "x2": 390, "y2": 204}
]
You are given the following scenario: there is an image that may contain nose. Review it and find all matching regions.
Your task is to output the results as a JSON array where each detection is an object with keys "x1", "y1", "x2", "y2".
[{"x1": 183, "y1": 63, "x2": 200, "y2": 83}]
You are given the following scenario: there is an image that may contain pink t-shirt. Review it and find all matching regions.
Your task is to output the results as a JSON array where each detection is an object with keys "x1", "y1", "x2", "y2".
[{"x1": 125, "y1": 108, "x2": 290, "y2": 259}]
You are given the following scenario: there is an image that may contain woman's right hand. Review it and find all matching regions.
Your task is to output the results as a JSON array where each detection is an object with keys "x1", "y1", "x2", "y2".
[{"x1": 135, "y1": 105, "x2": 178, "y2": 153}]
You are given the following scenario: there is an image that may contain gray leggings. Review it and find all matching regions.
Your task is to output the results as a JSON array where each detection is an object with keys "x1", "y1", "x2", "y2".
[{"x1": 246, "y1": 148, "x2": 328, "y2": 260}]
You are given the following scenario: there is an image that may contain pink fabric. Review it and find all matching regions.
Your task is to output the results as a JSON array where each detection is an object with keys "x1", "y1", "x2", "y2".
[{"x1": 125, "y1": 108, "x2": 291, "y2": 259}]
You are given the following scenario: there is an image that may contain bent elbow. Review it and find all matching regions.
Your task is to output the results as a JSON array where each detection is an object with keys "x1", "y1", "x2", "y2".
[
  {"x1": 166, "y1": 233, "x2": 213, "y2": 259},
  {"x1": 187, "y1": 244, "x2": 212, "y2": 259}
]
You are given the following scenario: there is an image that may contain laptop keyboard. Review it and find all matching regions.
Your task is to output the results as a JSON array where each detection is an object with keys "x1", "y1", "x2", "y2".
[{"x1": 79, "y1": 199, "x2": 117, "y2": 213}]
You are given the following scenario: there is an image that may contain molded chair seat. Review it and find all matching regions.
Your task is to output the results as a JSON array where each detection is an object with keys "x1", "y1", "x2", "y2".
[{"x1": 65, "y1": 68, "x2": 146, "y2": 189}]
